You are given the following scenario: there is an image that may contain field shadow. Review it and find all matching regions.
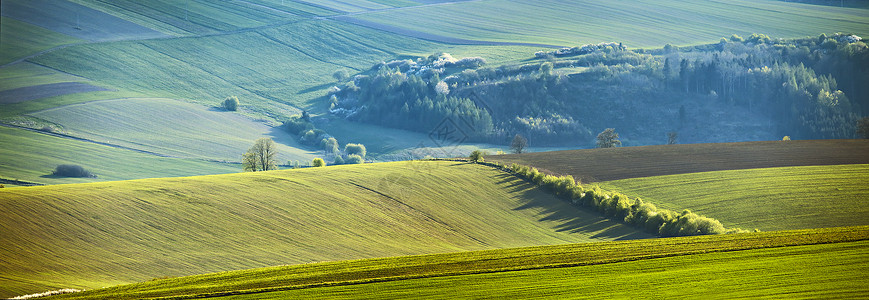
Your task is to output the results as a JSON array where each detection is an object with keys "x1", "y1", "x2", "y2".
[
  {"x1": 297, "y1": 82, "x2": 336, "y2": 95},
  {"x1": 494, "y1": 173, "x2": 652, "y2": 240}
]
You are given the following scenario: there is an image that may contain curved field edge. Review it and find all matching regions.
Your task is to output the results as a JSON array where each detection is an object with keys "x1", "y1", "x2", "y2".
[
  {"x1": 240, "y1": 239, "x2": 869, "y2": 299},
  {"x1": 490, "y1": 140, "x2": 869, "y2": 182},
  {"x1": 0, "y1": 161, "x2": 648, "y2": 298},
  {"x1": 600, "y1": 164, "x2": 869, "y2": 231},
  {"x1": 51, "y1": 226, "x2": 869, "y2": 300}
]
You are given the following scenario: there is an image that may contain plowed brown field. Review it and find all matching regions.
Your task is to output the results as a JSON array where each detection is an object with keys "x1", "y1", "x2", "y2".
[{"x1": 491, "y1": 140, "x2": 869, "y2": 182}]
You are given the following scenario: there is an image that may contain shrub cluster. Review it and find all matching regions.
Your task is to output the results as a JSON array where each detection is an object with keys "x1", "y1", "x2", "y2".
[
  {"x1": 52, "y1": 164, "x2": 96, "y2": 178},
  {"x1": 535, "y1": 42, "x2": 626, "y2": 58},
  {"x1": 222, "y1": 96, "x2": 239, "y2": 111},
  {"x1": 492, "y1": 162, "x2": 745, "y2": 237}
]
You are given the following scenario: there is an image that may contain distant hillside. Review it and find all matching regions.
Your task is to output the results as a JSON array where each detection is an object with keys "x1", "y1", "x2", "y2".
[
  {"x1": 0, "y1": 160, "x2": 649, "y2": 298},
  {"x1": 491, "y1": 140, "x2": 869, "y2": 182}
]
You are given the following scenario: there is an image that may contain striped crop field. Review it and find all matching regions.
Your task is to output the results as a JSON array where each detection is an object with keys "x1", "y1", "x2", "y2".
[
  {"x1": 26, "y1": 19, "x2": 538, "y2": 114},
  {"x1": 0, "y1": 160, "x2": 648, "y2": 297},
  {"x1": 49, "y1": 226, "x2": 869, "y2": 299},
  {"x1": 600, "y1": 164, "x2": 869, "y2": 231},
  {"x1": 350, "y1": 0, "x2": 869, "y2": 47},
  {"x1": 0, "y1": 17, "x2": 82, "y2": 65},
  {"x1": 0, "y1": 126, "x2": 238, "y2": 185},
  {"x1": 28, "y1": 98, "x2": 318, "y2": 162}
]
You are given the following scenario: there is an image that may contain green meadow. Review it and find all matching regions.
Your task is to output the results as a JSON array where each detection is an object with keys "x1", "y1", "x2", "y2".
[
  {"x1": 600, "y1": 164, "x2": 869, "y2": 231},
  {"x1": 353, "y1": 0, "x2": 869, "y2": 47},
  {"x1": 0, "y1": 126, "x2": 238, "y2": 185},
  {"x1": 25, "y1": 19, "x2": 539, "y2": 114},
  {"x1": 50, "y1": 226, "x2": 869, "y2": 299},
  {"x1": 0, "y1": 160, "x2": 647, "y2": 297},
  {"x1": 0, "y1": 17, "x2": 82, "y2": 65},
  {"x1": 29, "y1": 98, "x2": 318, "y2": 162},
  {"x1": 1, "y1": 0, "x2": 868, "y2": 298}
]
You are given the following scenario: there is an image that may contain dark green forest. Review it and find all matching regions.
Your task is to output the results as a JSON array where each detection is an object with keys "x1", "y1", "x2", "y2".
[{"x1": 326, "y1": 33, "x2": 867, "y2": 146}]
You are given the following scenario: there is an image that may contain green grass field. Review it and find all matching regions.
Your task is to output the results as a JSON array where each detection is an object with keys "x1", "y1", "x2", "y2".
[
  {"x1": 0, "y1": 63, "x2": 89, "y2": 92},
  {"x1": 25, "y1": 19, "x2": 539, "y2": 114},
  {"x1": 48, "y1": 226, "x2": 869, "y2": 299},
  {"x1": 67, "y1": 0, "x2": 302, "y2": 36},
  {"x1": 0, "y1": 17, "x2": 83, "y2": 65},
  {"x1": 600, "y1": 164, "x2": 869, "y2": 231},
  {"x1": 246, "y1": 240, "x2": 868, "y2": 299},
  {"x1": 0, "y1": 126, "x2": 238, "y2": 185},
  {"x1": 0, "y1": 160, "x2": 648, "y2": 297},
  {"x1": 29, "y1": 98, "x2": 318, "y2": 162},
  {"x1": 353, "y1": 0, "x2": 869, "y2": 47}
]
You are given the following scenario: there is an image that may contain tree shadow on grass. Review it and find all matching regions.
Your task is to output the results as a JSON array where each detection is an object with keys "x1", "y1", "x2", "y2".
[
  {"x1": 493, "y1": 173, "x2": 653, "y2": 241},
  {"x1": 297, "y1": 82, "x2": 337, "y2": 95}
]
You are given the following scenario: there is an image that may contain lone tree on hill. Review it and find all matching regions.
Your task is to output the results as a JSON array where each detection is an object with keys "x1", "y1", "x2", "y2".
[
  {"x1": 596, "y1": 128, "x2": 622, "y2": 148},
  {"x1": 667, "y1": 132, "x2": 678, "y2": 145},
  {"x1": 312, "y1": 158, "x2": 325, "y2": 167},
  {"x1": 858, "y1": 117, "x2": 869, "y2": 139},
  {"x1": 223, "y1": 96, "x2": 239, "y2": 111},
  {"x1": 242, "y1": 138, "x2": 278, "y2": 172},
  {"x1": 469, "y1": 150, "x2": 485, "y2": 163},
  {"x1": 510, "y1": 134, "x2": 528, "y2": 153}
]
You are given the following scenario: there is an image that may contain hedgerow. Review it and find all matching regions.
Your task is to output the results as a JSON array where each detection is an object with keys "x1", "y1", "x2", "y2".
[{"x1": 493, "y1": 161, "x2": 745, "y2": 236}]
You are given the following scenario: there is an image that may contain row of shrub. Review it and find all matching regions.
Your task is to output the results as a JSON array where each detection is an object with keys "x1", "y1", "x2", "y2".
[{"x1": 468, "y1": 159, "x2": 748, "y2": 237}]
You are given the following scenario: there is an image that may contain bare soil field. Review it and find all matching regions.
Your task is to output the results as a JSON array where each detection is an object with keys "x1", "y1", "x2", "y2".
[
  {"x1": 0, "y1": 82, "x2": 113, "y2": 104},
  {"x1": 0, "y1": 0, "x2": 168, "y2": 42},
  {"x1": 490, "y1": 140, "x2": 869, "y2": 182}
]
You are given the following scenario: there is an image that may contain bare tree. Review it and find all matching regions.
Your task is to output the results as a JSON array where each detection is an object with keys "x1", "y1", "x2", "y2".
[
  {"x1": 242, "y1": 138, "x2": 278, "y2": 171},
  {"x1": 858, "y1": 117, "x2": 869, "y2": 139},
  {"x1": 510, "y1": 134, "x2": 528, "y2": 153}
]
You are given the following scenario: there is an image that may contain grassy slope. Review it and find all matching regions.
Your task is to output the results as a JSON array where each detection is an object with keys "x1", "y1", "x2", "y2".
[
  {"x1": 0, "y1": 161, "x2": 648, "y2": 297},
  {"x1": 490, "y1": 140, "x2": 869, "y2": 182},
  {"x1": 252, "y1": 240, "x2": 869, "y2": 299},
  {"x1": 353, "y1": 0, "x2": 869, "y2": 47},
  {"x1": 0, "y1": 17, "x2": 82, "y2": 65},
  {"x1": 68, "y1": 0, "x2": 302, "y2": 36},
  {"x1": 50, "y1": 226, "x2": 869, "y2": 299},
  {"x1": 0, "y1": 126, "x2": 238, "y2": 185},
  {"x1": 0, "y1": 62, "x2": 88, "y2": 92},
  {"x1": 29, "y1": 98, "x2": 317, "y2": 162},
  {"x1": 26, "y1": 19, "x2": 539, "y2": 114},
  {"x1": 601, "y1": 164, "x2": 869, "y2": 231}
]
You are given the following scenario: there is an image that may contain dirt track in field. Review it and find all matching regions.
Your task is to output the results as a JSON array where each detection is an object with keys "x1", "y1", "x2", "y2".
[{"x1": 490, "y1": 140, "x2": 869, "y2": 182}]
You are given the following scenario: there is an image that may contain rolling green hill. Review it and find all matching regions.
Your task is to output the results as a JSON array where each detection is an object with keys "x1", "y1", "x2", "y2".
[
  {"x1": 0, "y1": 126, "x2": 238, "y2": 185},
  {"x1": 48, "y1": 226, "x2": 869, "y2": 299},
  {"x1": 350, "y1": 0, "x2": 869, "y2": 47},
  {"x1": 0, "y1": 17, "x2": 82, "y2": 65},
  {"x1": 0, "y1": 160, "x2": 649, "y2": 297},
  {"x1": 600, "y1": 164, "x2": 869, "y2": 231},
  {"x1": 29, "y1": 98, "x2": 318, "y2": 162},
  {"x1": 24, "y1": 19, "x2": 537, "y2": 114}
]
